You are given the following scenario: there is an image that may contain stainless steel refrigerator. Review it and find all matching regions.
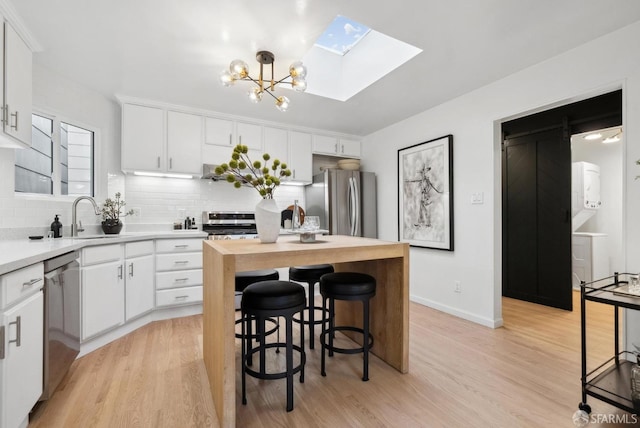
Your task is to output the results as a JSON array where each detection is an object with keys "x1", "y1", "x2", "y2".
[{"x1": 305, "y1": 169, "x2": 377, "y2": 238}]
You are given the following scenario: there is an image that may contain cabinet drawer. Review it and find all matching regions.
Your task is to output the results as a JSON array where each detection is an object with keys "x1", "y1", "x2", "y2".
[
  {"x1": 156, "y1": 269, "x2": 202, "y2": 290},
  {"x1": 125, "y1": 240, "x2": 154, "y2": 258},
  {"x1": 156, "y1": 286, "x2": 202, "y2": 307},
  {"x1": 81, "y1": 244, "x2": 122, "y2": 265},
  {"x1": 1, "y1": 263, "x2": 44, "y2": 309},
  {"x1": 156, "y1": 252, "x2": 202, "y2": 271},
  {"x1": 156, "y1": 238, "x2": 202, "y2": 253}
]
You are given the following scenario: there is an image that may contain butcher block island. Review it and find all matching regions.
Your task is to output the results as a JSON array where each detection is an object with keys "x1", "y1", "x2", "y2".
[{"x1": 202, "y1": 235, "x2": 410, "y2": 428}]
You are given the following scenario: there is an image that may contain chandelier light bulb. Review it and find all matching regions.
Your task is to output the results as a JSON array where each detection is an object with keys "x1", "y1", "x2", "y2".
[
  {"x1": 219, "y1": 70, "x2": 235, "y2": 87},
  {"x1": 229, "y1": 59, "x2": 249, "y2": 79},
  {"x1": 289, "y1": 61, "x2": 307, "y2": 78},
  {"x1": 275, "y1": 96, "x2": 290, "y2": 112},
  {"x1": 248, "y1": 87, "x2": 263, "y2": 103},
  {"x1": 292, "y1": 77, "x2": 307, "y2": 92}
]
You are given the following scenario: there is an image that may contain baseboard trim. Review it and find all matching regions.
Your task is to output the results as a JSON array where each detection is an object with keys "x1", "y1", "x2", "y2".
[{"x1": 410, "y1": 295, "x2": 502, "y2": 328}]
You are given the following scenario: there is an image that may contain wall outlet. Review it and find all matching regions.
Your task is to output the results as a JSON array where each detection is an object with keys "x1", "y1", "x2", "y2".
[
  {"x1": 131, "y1": 207, "x2": 141, "y2": 217},
  {"x1": 454, "y1": 280, "x2": 462, "y2": 293}
]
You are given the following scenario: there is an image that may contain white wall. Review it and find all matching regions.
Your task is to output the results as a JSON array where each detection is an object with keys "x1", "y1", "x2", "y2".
[{"x1": 362, "y1": 20, "x2": 640, "y2": 330}]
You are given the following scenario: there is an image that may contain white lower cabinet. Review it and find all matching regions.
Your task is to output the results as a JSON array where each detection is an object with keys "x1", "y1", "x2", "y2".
[
  {"x1": 81, "y1": 241, "x2": 156, "y2": 339},
  {"x1": 124, "y1": 241, "x2": 155, "y2": 321},
  {"x1": 155, "y1": 238, "x2": 203, "y2": 308},
  {"x1": 81, "y1": 257, "x2": 124, "y2": 340},
  {"x1": 0, "y1": 263, "x2": 44, "y2": 428}
]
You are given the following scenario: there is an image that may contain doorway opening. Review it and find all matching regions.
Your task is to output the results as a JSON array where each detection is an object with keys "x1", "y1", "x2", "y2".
[{"x1": 501, "y1": 89, "x2": 622, "y2": 311}]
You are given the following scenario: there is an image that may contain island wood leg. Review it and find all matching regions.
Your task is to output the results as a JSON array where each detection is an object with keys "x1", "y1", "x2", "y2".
[{"x1": 203, "y1": 244, "x2": 237, "y2": 428}]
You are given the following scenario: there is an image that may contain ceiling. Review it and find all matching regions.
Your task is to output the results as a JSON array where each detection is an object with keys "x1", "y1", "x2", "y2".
[{"x1": 11, "y1": 0, "x2": 640, "y2": 136}]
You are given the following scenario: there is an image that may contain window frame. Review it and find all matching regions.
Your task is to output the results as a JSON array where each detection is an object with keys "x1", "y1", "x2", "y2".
[{"x1": 15, "y1": 108, "x2": 101, "y2": 202}]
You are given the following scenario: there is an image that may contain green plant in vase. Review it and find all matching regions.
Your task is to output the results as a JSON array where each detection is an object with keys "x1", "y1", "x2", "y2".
[
  {"x1": 215, "y1": 144, "x2": 292, "y2": 242},
  {"x1": 214, "y1": 144, "x2": 291, "y2": 198},
  {"x1": 101, "y1": 192, "x2": 134, "y2": 234}
]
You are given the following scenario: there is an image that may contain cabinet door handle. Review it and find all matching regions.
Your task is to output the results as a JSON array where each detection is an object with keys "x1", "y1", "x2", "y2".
[
  {"x1": 169, "y1": 157, "x2": 173, "y2": 169},
  {"x1": 9, "y1": 316, "x2": 21, "y2": 347},
  {"x1": 293, "y1": 169, "x2": 296, "y2": 179},
  {"x1": 334, "y1": 142, "x2": 338, "y2": 153},
  {"x1": 174, "y1": 260, "x2": 189, "y2": 265},
  {"x1": 157, "y1": 157, "x2": 161, "y2": 168},
  {"x1": 129, "y1": 262, "x2": 134, "y2": 278},
  {"x1": 341, "y1": 144, "x2": 344, "y2": 154},
  {"x1": 10, "y1": 111, "x2": 18, "y2": 131},
  {"x1": 23, "y1": 278, "x2": 43, "y2": 288},
  {"x1": 118, "y1": 265, "x2": 124, "y2": 280},
  {"x1": 229, "y1": 133, "x2": 232, "y2": 145},
  {"x1": 174, "y1": 244, "x2": 189, "y2": 248},
  {"x1": 239, "y1": 135, "x2": 242, "y2": 145},
  {"x1": 0, "y1": 105, "x2": 6, "y2": 126},
  {"x1": 174, "y1": 278, "x2": 189, "y2": 282},
  {"x1": 0, "y1": 326, "x2": 5, "y2": 359},
  {"x1": 174, "y1": 295, "x2": 189, "y2": 300}
]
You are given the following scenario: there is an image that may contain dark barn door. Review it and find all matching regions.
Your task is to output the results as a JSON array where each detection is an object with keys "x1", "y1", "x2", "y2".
[{"x1": 502, "y1": 127, "x2": 572, "y2": 310}]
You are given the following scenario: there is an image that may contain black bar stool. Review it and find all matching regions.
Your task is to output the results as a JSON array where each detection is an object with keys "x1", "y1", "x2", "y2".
[
  {"x1": 241, "y1": 280, "x2": 306, "y2": 412},
  {"x1": 235, "y1": 269, "x2": 280, "y2": 340},
  {"x1": 289, "y1": 264, "x2": 334, "y2": 349},
  {"x1": 320, "y1": 272, "x2": 376, "y2": 381}
]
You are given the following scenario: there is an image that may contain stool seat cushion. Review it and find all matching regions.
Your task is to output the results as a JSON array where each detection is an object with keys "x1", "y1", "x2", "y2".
[
  {"x1": 242, "y1": 280, "x2": 305, "y2": 311},
  {"x1": 289, "y1": 264, "x2": 334, "y2": 282},
  {"x1": 320, "y1": 272, "x2": 376, "y2": 296},
  {"x1": 235, "y1": 269, "x2": 279, "y2": 292}
]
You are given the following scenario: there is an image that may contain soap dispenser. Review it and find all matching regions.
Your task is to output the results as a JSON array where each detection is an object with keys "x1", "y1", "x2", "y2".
[{"x1": 51, "y1": 214, "x2": 62, "y2": 238}]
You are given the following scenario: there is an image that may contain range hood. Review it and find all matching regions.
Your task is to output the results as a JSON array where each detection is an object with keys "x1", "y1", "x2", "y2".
[{"x1": 202, "y1": 164, "x2": 226, "y2": 181}]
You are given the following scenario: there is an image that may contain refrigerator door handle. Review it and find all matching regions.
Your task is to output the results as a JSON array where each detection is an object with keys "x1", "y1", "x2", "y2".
[
  {"x1": 348, "y1": 177, "x2": 358, "y2": 236},
  {"x1": 353, "y1": 176, "x2": 360, "y2": 236}
]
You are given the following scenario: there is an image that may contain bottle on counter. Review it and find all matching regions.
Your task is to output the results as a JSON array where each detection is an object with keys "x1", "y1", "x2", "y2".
[
  {"x1": 191, "y1": 217, "x2": 196, "y2": 230},
  {"x1": 184, "y1": 217, "x2": 191, "y2": 230},
  {"x1": 51, "y1": 214, "x2": 63, "y2": 238}
]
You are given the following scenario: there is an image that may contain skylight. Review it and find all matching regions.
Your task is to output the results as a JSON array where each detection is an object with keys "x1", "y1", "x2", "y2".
[
  {"x1": 314, "y1": 15, "x2": 371, "y2": 56},
  {"x1": 301, "y1": 15, "x2": 422, "y2": 101}
]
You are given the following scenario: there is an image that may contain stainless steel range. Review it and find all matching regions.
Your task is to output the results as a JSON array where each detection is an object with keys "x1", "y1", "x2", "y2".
[{"x1": 201, "y1": 211, "x2": 258, "y2": 240}]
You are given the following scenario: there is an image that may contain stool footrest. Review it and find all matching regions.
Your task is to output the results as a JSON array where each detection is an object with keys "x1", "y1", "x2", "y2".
[
  {"x1": 243, "y1": 343, "x2": 306, "y2": 380},
  {"x1": 235, "y1": 316, "x2": 278, "y2": 339},
  {"x1": 292, "y1": 306, "x2": 329, "y2": 326},
  {"x1": 320, "y1": 326, "x2": 374, "y2": 355}
]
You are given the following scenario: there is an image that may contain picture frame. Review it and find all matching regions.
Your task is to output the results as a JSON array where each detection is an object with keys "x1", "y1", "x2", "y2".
[{"x1": 397, "y1": 134, "x2": 453, "y2": 250}]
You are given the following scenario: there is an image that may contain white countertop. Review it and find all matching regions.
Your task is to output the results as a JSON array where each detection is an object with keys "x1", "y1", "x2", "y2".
[{"x1": 0, "y1": 231, "x2": 208, "y2": 275}]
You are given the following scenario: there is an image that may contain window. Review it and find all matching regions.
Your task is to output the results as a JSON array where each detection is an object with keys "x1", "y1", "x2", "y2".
[{"x1": 15, "y1": 113, "x2": 95, "y2": 197}]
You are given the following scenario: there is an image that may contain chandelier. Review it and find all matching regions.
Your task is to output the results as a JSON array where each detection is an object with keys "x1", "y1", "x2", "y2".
[{"x1": 219, "y1": 51, "x2": 307, "y2": 112}]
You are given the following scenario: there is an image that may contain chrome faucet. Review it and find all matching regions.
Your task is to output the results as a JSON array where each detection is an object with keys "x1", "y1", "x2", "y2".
[{"x1": 71, "y1": 196, "x2": 101, "y2": 237}]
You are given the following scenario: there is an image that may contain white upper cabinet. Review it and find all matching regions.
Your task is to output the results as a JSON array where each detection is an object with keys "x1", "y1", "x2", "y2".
[
  {"x1": 236, "y1": 122, "x2": 262, "y2": 151},
  {"x1": 263, "y1": 126, "x2": 289, "y2": 166},
  {"x1": 312, "y1": 134, "x2": 361, "y2": 159},
  {"x1": 0, "y1": 20, "x2": 33, "y2": 149},
  {"x1": 338, "y1": 138, "x2": 361, "y2": 158},
  {"x1": 204, "y1": 117, "x2": 233, "y2": 147},
  {"x1": 289, "y1": 131, "x2": 313, "y2": 183},
  {"x1": 166, "y1": 111, "x2": 202, "y2": 175},
  {"x1": 122, "y1": 104, "x2": 165, "y2": 172},
  {"x1": 121, "y1": 104, "x2": 202, "y2": 176}
]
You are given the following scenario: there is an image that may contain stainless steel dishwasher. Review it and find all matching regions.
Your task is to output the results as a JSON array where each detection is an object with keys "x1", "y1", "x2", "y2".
[{"x1": 40, "y1": 250, "x2": 80, "y2": 401}]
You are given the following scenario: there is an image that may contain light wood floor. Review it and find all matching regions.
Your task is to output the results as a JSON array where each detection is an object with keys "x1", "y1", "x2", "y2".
[{"x1": 29, "y1": 292, "x2": 635, "y2": 427}]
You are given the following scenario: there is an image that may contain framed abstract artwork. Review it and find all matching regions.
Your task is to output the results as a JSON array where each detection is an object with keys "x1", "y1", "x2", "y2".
[{"x1": 397, "y1": 134, "x2": 453, "y2": 250}]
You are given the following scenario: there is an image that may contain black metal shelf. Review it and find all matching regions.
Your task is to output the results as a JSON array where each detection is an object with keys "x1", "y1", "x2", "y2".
[{"x1": 579, "y1": 273, "x2": 640, "y2": 415}]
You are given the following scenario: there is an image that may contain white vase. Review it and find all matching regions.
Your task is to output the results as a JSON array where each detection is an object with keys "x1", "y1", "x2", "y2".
[{"x1": 255, "y1": 198, "x2": 280, "y2": 243}]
